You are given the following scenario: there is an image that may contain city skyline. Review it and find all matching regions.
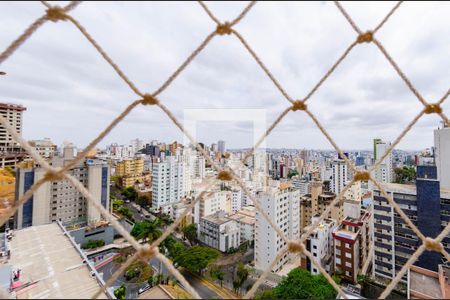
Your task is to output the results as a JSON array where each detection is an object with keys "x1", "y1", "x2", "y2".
[{"x1": 0, "y1": 2, "x2": 448, "y2": 150}]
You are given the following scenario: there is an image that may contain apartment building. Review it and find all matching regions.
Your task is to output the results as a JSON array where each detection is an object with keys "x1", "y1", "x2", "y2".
[
  {"x1": 373, "y1": 139, "x2": 394, "y2": 184},
  {"x1": 15, "y1": 145, "x2": 110, "y2": 229},
  {"x1": 331, "y1": 159, "x2": 348, "y2": 195},
  {"x1": 115, "y1": 158, "x2": 144, "y2": 187},
  {"x1": 333, "y1": 223, "x2": 360, "y2": 283},
  {"x1": 372, "y1": 165, "x2": 450, "y2": 282},
  {"x1": 254, "y1": 183, "x2": 300, "y2": 273},
  {"x1": 28, "y1": 138, "x2": 57, "y2": 159},
  {"x1": 198, "y1": 211, "x2": 240, "y2": 252},
  {"x1": 301, "y1": 217, "x2": 337, "y2": 275},
  {"x1": 151, "y1": 156, "x2": 185, "y2": 214},
  {"x1": 228, "y1": 206, "x2": 255, "y2": 243},
  {"x1": 0, "y1": 103, "x2": 28, "y2": 169},
  {"x1": 194, "y1": 190, "x2": 232, "y2": 224},
  {"x1": 300, "y1": 180, "x2": 343, "y2": 231}
]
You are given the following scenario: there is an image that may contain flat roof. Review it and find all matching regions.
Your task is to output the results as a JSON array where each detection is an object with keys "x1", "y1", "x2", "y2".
[
  {"x1": 202, "y1": 213, "x2": 232, "y2": 225},
  {"x1": 410, "y1": 267, "x2": 442, "y2": 299},
  {"x1": 228, "y1": 213, "x2": 255, "y2": 225},
  {"x1": 8, "y1": 223, "x2": 107, "y2": 299},
  {"x1": 376, "y1": 182, "x2": 450, "y2": 197},
  {"x1": 334, "y1": 229, "x2": 358, "y2": 241}
]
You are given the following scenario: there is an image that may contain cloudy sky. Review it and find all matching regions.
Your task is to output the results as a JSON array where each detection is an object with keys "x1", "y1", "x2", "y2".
[{"x1": 0, "y1": 1, "x2": 448, "y2": 150}]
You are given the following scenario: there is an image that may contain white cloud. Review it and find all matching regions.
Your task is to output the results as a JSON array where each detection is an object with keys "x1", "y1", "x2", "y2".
[{"x1": 0, "y1": 1, "x2": 448, "y2": 150}]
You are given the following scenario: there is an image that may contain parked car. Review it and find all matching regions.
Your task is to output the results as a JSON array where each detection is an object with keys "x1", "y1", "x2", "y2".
[{"x1": 138, "y1": 283, "x2": 150, "y2": 294}]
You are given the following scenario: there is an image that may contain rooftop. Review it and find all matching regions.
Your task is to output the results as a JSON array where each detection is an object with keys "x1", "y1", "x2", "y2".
[
  {"x1": 334, "y1": 229, "x2": 358, "y2": 241},
  {"x1": 8, "y1": 223, "x2": 107, "y2": 299},
  {"x1": 376, "y1": 182, "x2": 450, "y2": 197},
  {"x1": 0, "y1": 103, "x2": 26, "y2": 111},
  {"x1": 202, "y1": 211, "x2": 232, "y2": 225},
  {"x1": 409, "y1": 265, "x2": 443, "y2": 299}
]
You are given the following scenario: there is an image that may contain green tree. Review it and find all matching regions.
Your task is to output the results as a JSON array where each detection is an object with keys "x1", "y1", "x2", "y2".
[
  {"x1": 394, "y1": 166, "x2": 416, "y2": 183},
  {"x1": 288, "y1": 170, "x2": 299, "y2": 179},
  {"x1": 112, "y1": 199, "x2": 124, "y2": 211},
  {"x1": 116, "y1": 206, "x2": 133, "y2": 220},
  {"x1": 182, "y1": 223, "x2": 197, "y2": 246},
  {"x1": 270, "y1": 268, "x2": 337, "y2": 299},
  {"x1": 131, "y1": 219, "x2": 162, "y2": 243},
  {"x1": 114, "y1": 284, "x2": 126, "y2": 300},
  {"x1": 81, "y1": 239, "x2": 105, "y2": 249},
  {"x1": 254, "y1": 289, "x2": 275, "y2": 300},
  {"x1": 136, "y1": 195, "x2": 149, "y2": 207},
  {"x1": 233, "y1": 263, "x2": 249, "y2": 294},
  {"x1": 209, "y1": 266, "x2": 225, "y2": 287},
  {"x1": 122, "y1": 186, "x2": 138, "y2": 201},
  {"x1": 174, "y1": 246, "x2": 220, "y2": 274},
  {"x1": 158, "y1": 213, "x2": 173, "y2": 226}
]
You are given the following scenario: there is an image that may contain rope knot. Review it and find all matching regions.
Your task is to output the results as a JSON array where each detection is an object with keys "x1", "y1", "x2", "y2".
[
  {"x1": 46, "y1": 6, "x2": 68, "y2": 22},
  {"x1": 354, "y1": 171, "x2": 370, "y2": 181},
  {"x1": 287, "y1": 241, "x2": 304, "y2": 253},
  {"x1": 424, "y1": 103, "x2": 442, "y2": 114},
  {"x1": 424, "y1": 237, "x2": 443, "y2": 252},
  {"x1": 291, "y1": 100, "x2": 307, "y2": 111},
  {"x1": 357, "y1": 31, "x2": 373, "y2": 44},
  {"x1": 137, "y1": 245, "x2": 157, "y2": 261},
  {"x1": 217, "y1": 170, "x2": 232, "y2": 181},
  {"x1": 216, "y1": 22, "x2": 232, "y2": 35},
  {"x1": 141, "y1": 94, "x2": 159, "y2": 105},
  {"x1": 43, "y1": 169, "x2": 65, "y2": 181}
]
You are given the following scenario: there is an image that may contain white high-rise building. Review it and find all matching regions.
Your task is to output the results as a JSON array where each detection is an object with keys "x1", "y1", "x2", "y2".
[
  {"x1": 373, "y1": 139, "x2": 393, "y2": 183},
  {"x1": 193, "y1": 190, "x2": 232, "y2": 224},
  {"x1": 231, "y1": 187, "x2": 243, "y2": 213},
  {"x1": 254, "y1": 183, "x2": 300, "y2": 273},
  {"x1": 130, "y1": 138, "x2": 144, "y2": 153},
  {"x1": 152, "y1": 157, "x2": 185, "y2": 213},
  {"x1": 302, "y1": 217, "x2": 337, "y2": 275},
  {"x1": 218, "y1": 140, "x2": 226, "y2": 154},
  {"x1": 434, "y1": 123, "x2": 450, "y2": 190},
  {"x1": 331, "y1": 159, "x2": 348, "y2": 195}
]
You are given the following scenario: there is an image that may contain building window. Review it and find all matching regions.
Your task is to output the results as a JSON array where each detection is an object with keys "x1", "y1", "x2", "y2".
[
  {"x1": 345, "y1": 261, "x2": 352, "y2": 268},
  {"x1": 345, "y1": 252, "x2": 352, "y2": 259}
]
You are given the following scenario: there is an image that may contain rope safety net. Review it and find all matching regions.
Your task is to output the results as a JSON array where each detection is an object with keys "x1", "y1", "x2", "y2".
[{"x1": 0, "y1": 1, "x2": 449, "y2": 299}]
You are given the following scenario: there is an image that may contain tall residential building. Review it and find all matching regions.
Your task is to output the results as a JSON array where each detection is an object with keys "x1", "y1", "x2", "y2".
[
  {"x1": 218, "y1": 140, "x2": 226, "y2": 154},
  {"x1": 15, "y1": 145, "x2": 110, "y2": 229},
  {"x1": 372, "y1": 165, "x2": 450, "y2": 282},
  {"x1": 0, "y1": 103, "x2": 28, "y2": 169},
  {"x1": 130, "y1": 138, "x2": 144, "y2": 153},
  {"x1": 373, "y1": 139, "x2": 393, "y2": 183},
  {"x1": 434, "y1": 123, "x2": 450, "y2": 190},
  {"x1": 115, "y1": 158, "x2": 144, "y2": 187},
  {"x1": 254, "y1": 183, "x2": 300, "y2": 273},
  {"x1": 151, "y1": 157, "x2": 185, "y2": 214},
  {"x1": 300, "y1": 180, "x2": 343, "y2": 231},
  {"x1": 333, "y1": 210, "x2": 371, "y2": 283},
  {"x1": 331, "y1": 159, "x2": 348, "y2": 195},
  {"x1": 231, "y1": 187, "x2": 243, "y2": 213},
  {"x1": 193, "y1": 190, "x2": 232, "y2": 224},
  {"x1": 28, "y1": 138, "x2": 57, "y2": 159},
  {"x1": 144, "y1": 144, "x2": 160, "y2": 157},
  {"x1": 301, "y1": 217, "x2": 337, "y2": 275}
]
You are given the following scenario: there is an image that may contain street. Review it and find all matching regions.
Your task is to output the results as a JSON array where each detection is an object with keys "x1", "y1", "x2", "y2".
[{"x1": 97, "y1": 254, "x2": 222, "y2": 299}]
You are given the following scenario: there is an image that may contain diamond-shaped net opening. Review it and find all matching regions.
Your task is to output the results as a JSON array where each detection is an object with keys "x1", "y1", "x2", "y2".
[{"x1": 0, "y1": 1, "x2": 449, "y2": 299}]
